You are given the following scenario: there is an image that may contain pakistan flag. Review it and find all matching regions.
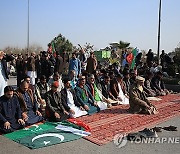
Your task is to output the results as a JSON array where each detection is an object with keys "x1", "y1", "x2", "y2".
[{"x1": 4, "y1": 122, "x2": 83, "y2": 149}]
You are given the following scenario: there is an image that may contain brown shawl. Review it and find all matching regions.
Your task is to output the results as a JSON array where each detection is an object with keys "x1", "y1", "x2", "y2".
[{"x1": 14, "y1": 88, "x2": 34, "y2": 112}]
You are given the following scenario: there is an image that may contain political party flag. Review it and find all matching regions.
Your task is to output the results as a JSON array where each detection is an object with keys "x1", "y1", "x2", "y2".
[
  {"x1": 130, "y1": 48, "x2": 138, "y2": 69},
  {"x1": 126, "y1": 48, "x2": 138, "y2": 69},
  {"x1": 126, "y1": 53, "x2": 133, "y2": 64},
  {"x1": 4, "y1": 122, "x2": 85, "y2": 149},
  {"x1": 48, "y1": 41, "x2": 56, "y2": 57},
  {"x1": 51, "y1": 41, "x2": 56, "y2": 57}
]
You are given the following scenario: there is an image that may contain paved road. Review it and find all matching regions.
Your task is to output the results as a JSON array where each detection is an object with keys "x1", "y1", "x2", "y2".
[{"x1": 0, "y1": 76, "x2": 179, "y2": 154}]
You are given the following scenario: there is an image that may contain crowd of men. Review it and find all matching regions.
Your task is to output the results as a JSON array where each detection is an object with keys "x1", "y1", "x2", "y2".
[{"x1": 0, "y1": 48, "x2": 171, "y2": 134}]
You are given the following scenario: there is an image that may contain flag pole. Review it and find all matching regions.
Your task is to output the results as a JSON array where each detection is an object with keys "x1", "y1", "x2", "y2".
[
  {"x1": 157, "y1": 0, "x2": 162, "y2": 65},
  {"x1": 27, "y1": 0, "x2": 30, "y2": 55}
]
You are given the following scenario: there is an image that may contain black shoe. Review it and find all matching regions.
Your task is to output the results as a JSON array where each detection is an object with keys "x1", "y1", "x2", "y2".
[
  {"x1": 162, "y1": 126, "x2": 177, "y2": 131},
  {"x1": 152, "y1": 126, "x2": 162, "y2": 132},
  {"x1": 139, "y1": 128, "x2": 158, "y2": 138}
]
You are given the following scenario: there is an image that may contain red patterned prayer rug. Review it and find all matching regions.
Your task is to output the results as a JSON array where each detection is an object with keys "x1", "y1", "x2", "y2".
[{"x1": 77, "y1": 94, "x2": 180, "y2": 145}]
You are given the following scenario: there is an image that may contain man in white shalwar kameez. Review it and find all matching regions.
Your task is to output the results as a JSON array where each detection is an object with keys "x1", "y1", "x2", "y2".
[
  {"x1": 111, "y1": 73, "x2": 129, "y2": 105},
  {"x1": 0, "y1": 51, "x2": 14, "y2": 97},
  {"x1": 117, "y1": 81, "x2": 129, "y2": 105},
  {"x1": 61, "y1": 78, "x2": 88, "y2": 118}
]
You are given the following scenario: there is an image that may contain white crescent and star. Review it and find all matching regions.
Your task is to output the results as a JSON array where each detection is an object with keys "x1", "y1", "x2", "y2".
[{"x1": 32, "y1": 133, "x2": 65, "y2": 145}]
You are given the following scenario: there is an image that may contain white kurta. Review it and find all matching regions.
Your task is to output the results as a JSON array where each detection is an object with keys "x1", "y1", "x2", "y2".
[
  {"x1": 67, "y1": 89, "x2": 88, "y2": 118},
  {"x1": 0, "y1": 62, "x2": 7, "y2": 97},
  {"x1": 97, "y1": 101, "x2": 108, "y2": 110},
  {"x1": 95, "y1": 88, "x2": 108, "y2": 110},
  {"x1": 117, "y1": 83, "x2": 129, "y2": 105}
]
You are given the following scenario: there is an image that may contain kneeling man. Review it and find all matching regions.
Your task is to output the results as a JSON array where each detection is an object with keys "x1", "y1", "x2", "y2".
[
  {"x1": 129, "y1": 76, "x2": 158, "y2": 115},
  {"x1": 0, "y1": 86, "x2": 25, "y2": 133}
]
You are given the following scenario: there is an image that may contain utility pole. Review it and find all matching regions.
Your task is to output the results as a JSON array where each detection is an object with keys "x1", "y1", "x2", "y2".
[
  {"x1": 27, "y1": 0, "x2": 30, "y2": 55},
  {"x1": 157, "y1": 0, "x2": 162, "y2": 65}
]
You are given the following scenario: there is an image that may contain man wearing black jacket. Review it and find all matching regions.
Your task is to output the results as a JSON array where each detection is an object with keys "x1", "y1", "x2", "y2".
[
  {"x1": 40, "y1": 53, "x2": 54, "y2": 82},
  {"x1": 44, "y1": 81, "x2": 70, "y2": 121}
]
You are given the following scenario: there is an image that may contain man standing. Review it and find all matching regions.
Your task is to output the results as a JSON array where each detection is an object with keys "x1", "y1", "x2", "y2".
[
  {"x1": 54, "y1": 53, "x2": 64, "y2": 75},
  {"x1": 48, "y1": 72, "x2": 64, "y2": 92},
  {"x1": 0, "y1": 86, "x2": 25, "y2": 133},
  {"x1": 0, "y1": 51, "x2": 14, "y2": 96},
  {"x1": 45, "y1": 81, "x2": 70, "y2": 122},
  {"x1": 26, "y1": 52, "x2": 37, "y2": 85},
  {"x1": 146, "y1": 49, "x2": 154, "y2": 67},
  {"x1": 69, "y1": 52, "x2": 81, "y2": 78},
  {"x1": 86, "y1": 52, "x2": 97, "y2": 74},
  {"x1": 16, "y1": 54, "x2": 26, "y2": 87},
  {"x1": 40, "y1": 52, "x2": 54, "y2": 82},
  {"x1": 15, "y1": 81, "x2": 43, "y2": 125}
]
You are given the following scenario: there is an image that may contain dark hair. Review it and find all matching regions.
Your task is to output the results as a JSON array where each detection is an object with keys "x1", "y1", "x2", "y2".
[
  {"x1": 90, "y1": 52, "x2": 94, "y2": 55},
  {"x1": 116, "y1": 73, "x2": 123, "y2": 78},
  {"x1": 63, "y1": 77, "x2": 70, "y2": 84},
  {"x1": 24, "y1": 75, "x2": 31, "y2": 80},
  {"x1": 54, "y1": 72, "x2": 60, "y2": 77},
  {"x1": 104, "y1": 75, "x2": 110, "y2": 79},
  {"x1": 20, "y1": 81, "x2": 28, "y2": 86},
  {"x1": 40, "y1": 75, "x2": 46, "y2": 81},
  {"x1": 4, "y1": 86, "x2": 14, "y2": 93}
]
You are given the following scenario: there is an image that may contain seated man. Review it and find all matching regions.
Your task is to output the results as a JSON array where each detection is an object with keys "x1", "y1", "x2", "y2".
[
  {"x1": 15, "y1": 81, "x2": 43, "y2": 125},
  {"x1": 129, "y1": 76, "x2": 158, "y2": 115},
  {"x1": 110, "y1": 73, "x2": 129, "y2": 105},
  {"x1": 23, "y1": 75, "x2": 35, "y2": 92},
  {"x1": 0, "y1": 86, "x2": 25, "y2": 133},
  {"x1": 86, "y1": 74, "x2": 109, "y2": 110},
  {"x1": 48, "y1": 72, "x2": 64, "y2": 92},
  {"x1": 144, "y1": 71, "x2": 157, "y2": 97},
  {"x1": 151, "y1": 71, "x2": 169, "y2": 96},
  {"x1": 99, "y1": 75, "x2": 118, "y2": 101},
  {"x1": 69, "y1": 70, "x2": 77, "y2": 89},
  {"x1": 61, "y1": 78, "x2": 88, "y2": 118},
  {"x1": 75, "y1": 76, "x2": 100, "y2": 115},
  {"x1": 45, "y1": 81, "x2": 70, "y2": 122},
  {"x1": 35, "y1": 75, "x2": 50, "y2": 111}
]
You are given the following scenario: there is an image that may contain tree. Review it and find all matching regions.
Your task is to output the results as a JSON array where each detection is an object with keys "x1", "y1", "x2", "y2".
[
  {"x1": 3, "y1": 44, "x2": 43, "y2": 55},
  {"x1": 49, "y1": 34, "x2": 73, "y2": 55},
  {"x1": 110, "y1": 40, "x2": 130, "y2": 50}
]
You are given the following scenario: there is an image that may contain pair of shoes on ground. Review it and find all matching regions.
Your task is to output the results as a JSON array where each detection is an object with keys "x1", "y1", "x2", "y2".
[
  {"x1": 152, "y1": 125, "x2": 177, "y2": 132},
  {"x1": 127, "y1": 126, "x2": 178, "y2": 141},
  {"x1": 127, "y1": 128, "x2": 158, "y2": 141}
]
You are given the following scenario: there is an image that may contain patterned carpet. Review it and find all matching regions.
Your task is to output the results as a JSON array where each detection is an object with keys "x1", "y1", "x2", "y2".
[{"x1": 77, "y1": 94, "x2": 180, "y2": 145}]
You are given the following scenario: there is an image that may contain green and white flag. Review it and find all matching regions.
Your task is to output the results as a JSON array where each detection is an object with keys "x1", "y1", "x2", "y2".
[{"x1": 4, "y1": 122, "x2": 83, "y2": 149}]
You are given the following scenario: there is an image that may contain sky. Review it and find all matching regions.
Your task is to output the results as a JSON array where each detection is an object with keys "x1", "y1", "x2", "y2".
[{"x1": 0, "y1": 0, "x2": 180, "y2": 53}]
